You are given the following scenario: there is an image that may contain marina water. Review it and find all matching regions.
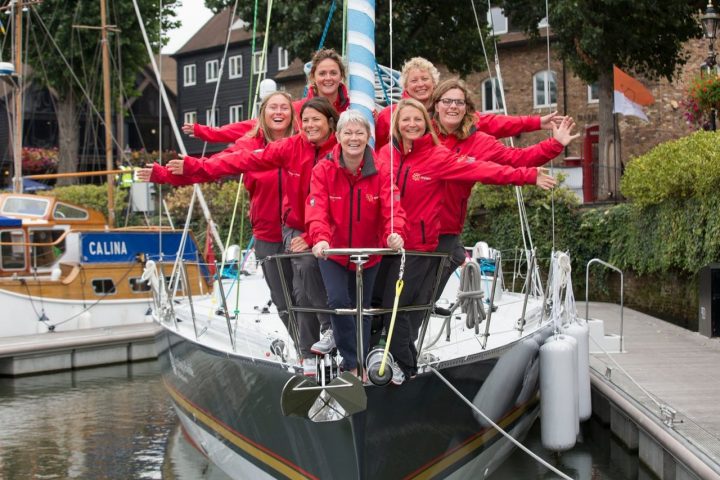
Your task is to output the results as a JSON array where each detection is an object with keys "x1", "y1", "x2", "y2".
[{"x1": 0, "y1": 361, "x2": 651, "y2": 479}]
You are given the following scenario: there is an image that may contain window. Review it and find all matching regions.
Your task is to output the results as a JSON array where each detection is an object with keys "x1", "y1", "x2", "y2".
[
  {"x1": 183, "y1": 64, "x2": 196, "y2": 86},
  {"x1": 2, "y1": 196, "x2": 49, "y2": 217},
  {"x1": 29, "y1": 229, "x2": 66, "y2": 268},
  {"x1": 229, "y1": 105, "x2": 244, "y2": 124},
  {"x1": 588, "y1": 83, "x2": 599, "y2": 104},
  {"x1": 129, "y1": 277, "x2": 151, "y2": 293},
  {"x1": 487, "y1": 7, "x2": 508, "y2": 35},
  {"x1": 0, "y1": 230, "x2": 26, "y2": 270},
  {"x1": 482, "y1": 78, "x2": 504, "y2": 112},
  {"x1": 92, "y1": 278, "x2": 116, "y2": 295},
  {"x1": 184, "y1": 111, "x2": 197, "y2": 125},
  {"x1": 533, "y1": 70, "x2": 558, "y2": 108},
  {"x1": 206, "y1": 59, "x2": 219, "y2": 83},
  {"x1": 229, "y1": 55, "x2": 243, "y2": 79},
  {"x1": 278, "y1": 47, "x2": 289, "y2": 71},
  {"x1": 53, "y1": 202, "x2": 88, "y2": 220},
  {"x1": 206, "y1": 108, "x2": 220, "y2": 127},
  {"x1": 252, "y1": 51, "x2": 267, "y2": 74}
]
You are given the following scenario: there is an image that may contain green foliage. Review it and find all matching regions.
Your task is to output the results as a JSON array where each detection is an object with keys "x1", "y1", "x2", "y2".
[
  {"x1": 620, "y1": 131, "x2": 720, "y2": 208},
  {"x1": 45, "y1": 184, "x2": 127, "y2": 220},
  {"x1": 163, "y1": 181, "x2": 253, "y2": 252},
  {"x1": 498, "y1": 0, "x2": 701, "y2": 84},
  {"x1": 204, "y1": 0, "x2": 494, "y2": 76}
]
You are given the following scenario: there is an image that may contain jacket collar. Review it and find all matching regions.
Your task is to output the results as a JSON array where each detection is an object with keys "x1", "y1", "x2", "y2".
[
  {"x1": 331, "y1": 144, "x2": 377, "y2": 178},
  {"x1": 391, "y1": 132, "x2": 436, "y2": 156}
]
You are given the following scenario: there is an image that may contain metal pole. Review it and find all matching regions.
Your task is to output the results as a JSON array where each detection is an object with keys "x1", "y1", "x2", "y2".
[
  {"x1": 351, "y1": 254, "x2": 368, "y2": 379},
  {"x1": 12, "y1": 0, "x2": 23, "y2": 193},
  {"x1": 481, "y1": 252, "x2": 501, "y2": 349},
  {"x1": 100, "y1": 0, "x2": 115, "y2": 227}
]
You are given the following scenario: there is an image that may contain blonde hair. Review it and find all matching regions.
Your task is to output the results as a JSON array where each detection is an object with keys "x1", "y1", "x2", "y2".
[
  {"x1": 248, "y1": 91, "x2": 295, "y2": 140},
  {"x1": 390, "y1": 98, "x2": 440, "y2": 147},
  {"x1": 399, "y1": 57, "x2": 440, "y2": 89},
  {"x1": 309, "y1": 48, "x2": 347, "y2": 84},
  {"x1": 431, "y1": 79, "x2": 477, "y2": 140}
]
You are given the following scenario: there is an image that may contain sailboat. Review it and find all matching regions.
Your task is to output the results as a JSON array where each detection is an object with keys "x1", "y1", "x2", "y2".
[
  {"x1": 141, "y1": 1, "x2": 584, "y2": 478},
  {"x1": 0, "y1": 1, "x2": 212, "y2": 340}
]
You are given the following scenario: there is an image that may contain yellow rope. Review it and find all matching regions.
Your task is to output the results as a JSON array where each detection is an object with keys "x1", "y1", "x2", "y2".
[{"x1": 379, "y1": 249, "x2": 406, "y2": 376}]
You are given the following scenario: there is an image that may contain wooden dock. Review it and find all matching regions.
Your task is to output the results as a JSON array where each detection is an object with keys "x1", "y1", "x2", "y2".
[
  {"x1": 0, "y1": 323, "x2": 160, "y2": 376},
  {"x1": 587, "y1": 301, "x2": 720, "y2": 480}
]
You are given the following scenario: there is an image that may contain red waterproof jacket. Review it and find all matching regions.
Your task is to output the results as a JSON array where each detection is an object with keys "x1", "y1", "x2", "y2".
[
  {"x1": 148, "y1": 132, "x2": 283, "y2": 243},
  {"x1": 377, "y1": 134, "x2": 538, "y2": 251},
  {"x1": 374, "y1": 93, "x2": 542, "y2": 152},
  {"x1": 192, "y1": 119, "x2": 257, "y2": 143},
  {"x1": 438, "y1": 127, "x2": 564, "y2": 235},
  {"x1": 306, "y1": 144, "x2": 406, "y2": 270},
  {"x1": 292, "y1": 83, "x2": 351, "y2": 129}
]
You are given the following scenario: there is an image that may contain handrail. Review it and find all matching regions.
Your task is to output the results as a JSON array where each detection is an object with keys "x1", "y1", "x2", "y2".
[
  {"x1": 0, "y1": 228, "x2": 72, "y2": 247},
  {"x1": 585, "y1": 258, "x2": 625, "y2": 352}
]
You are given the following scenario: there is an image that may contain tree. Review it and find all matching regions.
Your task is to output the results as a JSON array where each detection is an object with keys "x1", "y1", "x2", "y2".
[
  {"x1": 204, "y1": 0, "x2": 494, "y2": 76},
  {"x1": 498, "y1": 0, "x2": 703, "y2": 199},
  {"x1": 3, "y1": 1, "x2": 178, "y2": 185}
]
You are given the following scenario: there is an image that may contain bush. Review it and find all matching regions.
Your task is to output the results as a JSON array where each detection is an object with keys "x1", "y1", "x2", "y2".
[
  {"x1": 163, "y1": 181, "x2": 252, "y2": 252},
  {"x1": 620, "y1": 131, "x2": 720, "y2": 208},
  {"x1": 45, "y1": 184, "x2": 127, "y2": 221}
]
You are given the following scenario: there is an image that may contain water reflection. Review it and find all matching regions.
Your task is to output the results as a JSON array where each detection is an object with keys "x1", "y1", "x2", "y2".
[{"x1": 0, "y1": 362, "x2": 645, "y2": 480}]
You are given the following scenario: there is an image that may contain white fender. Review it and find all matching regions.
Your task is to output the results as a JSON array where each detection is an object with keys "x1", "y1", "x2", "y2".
[
  {"x1": 563, "y1": 321, "x2": 592, "y2": 421},
  {"x1": 540, "y1": 335, "x2": 578, "y2": 451}
]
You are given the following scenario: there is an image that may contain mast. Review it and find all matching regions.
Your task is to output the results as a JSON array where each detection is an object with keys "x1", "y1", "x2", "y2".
[
  {"x1": 346, "y1": 0, "x2": 376, "y2": 141},
  {"x1": 12, "y1": 0, "x2": 23, "y2": 193},
  {"x1": 100, "y1": 0, "x2": 115, "y2": 227}
]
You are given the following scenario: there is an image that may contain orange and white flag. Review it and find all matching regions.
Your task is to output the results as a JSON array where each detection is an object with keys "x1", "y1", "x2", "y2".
[{"x1": 613, "y1": 66, "x2": 654, "y2": 121}]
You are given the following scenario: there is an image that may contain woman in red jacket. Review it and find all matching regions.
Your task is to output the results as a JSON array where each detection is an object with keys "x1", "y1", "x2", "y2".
[
  {"x1": 375, "y1": 98, "x2": 557, "y2": 382},
  {"x1": 137, "y1": 92, "x2": 296, "y2": 335},
  {"x1": 431, "y1": 78, "x2": 579, "y2": 297},
  {"x1": 374, "y1": 57, "x2": 564, "y2": 151},
  {"x1": 291, "y1": 48, "x2": 350, "y2": 130},
  {"x1": 306, "y1": 110, "x2": 405, "y2": 377}
]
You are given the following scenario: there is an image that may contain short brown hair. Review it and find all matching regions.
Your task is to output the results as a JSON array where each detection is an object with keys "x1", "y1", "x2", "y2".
[
  {"x1": 309, "y1": 48, "x2": 346, "y2": 84},
  {"x1": 300, "y1": 97, "x2": 340, "y2": 132}
]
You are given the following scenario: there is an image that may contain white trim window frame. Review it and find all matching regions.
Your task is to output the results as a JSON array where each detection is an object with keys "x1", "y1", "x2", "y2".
[
  {"x1": 533, "y1": 70, "x2": 558, "y2": 109},
  {"x1": 183, "y1": 64, "x2": 196, "y2": 86},
  {"x1": 229, "y1": 105, "x2": 244, "y2": 124},
  {"x1": 252, "y1": 51, "x2": 267, "y2": 74},
  {"x1": 184, "y1": 111, "x2": 197, "y2": 125},
  {"x1": 229, "y1": 55, "x2": 243, "y2": 79},
  {"x1": 481, "y1": 77, "x2": 504, "y2": 113},
  {"x1": 278, "y1": 47, "x2": 289, "y2": 71},
  {"x1": 588, "y1": 83, "x2": 600, "y2": 104},
  {"x1": 487, "y1": 7, "x2": 508, "y2": 35},
  {"x1": 205, "y1": 59, "x2": 220, "y2": 83},
  {"x1": 206, "y1": 108, "x2": 220, "y2": 127}
]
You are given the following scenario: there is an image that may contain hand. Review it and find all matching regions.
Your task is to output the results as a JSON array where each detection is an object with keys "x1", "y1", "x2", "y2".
[
  {"x1": 135, "y1": 165, "x2": 153, "y2": 182},
  {"x1": 167, "y1": 159, "x2": 185, "y2": 175},
  {"x1": 535, "y1": 167, "x2": 557, "y2": 190},
  {"x1": 290, "y1": 236, "x2": 310, "y2": 253},
  {"x1": 312, "y1": 240, "x2": 330, "y2": 258},
  {"x1": 540, "y1": 111, "x2": 565, "y2": 130},
  {"x1": 552, "y1": 116, "x2": 581, "y2": 146},
  {"x1": 182, "y1": 123, "x2": 196, "y2": 137},
  {"x1": 387, "y1": 232, "x2": 404, "y2": 250}
]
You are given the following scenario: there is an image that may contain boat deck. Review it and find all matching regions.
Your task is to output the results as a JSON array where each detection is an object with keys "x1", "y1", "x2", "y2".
[
  {"x1": 0, "y1": 323, "x2": 160, "y2": 376},
  {"x1": 587, "y1": 301, "x2": 720, "y2": 477}
]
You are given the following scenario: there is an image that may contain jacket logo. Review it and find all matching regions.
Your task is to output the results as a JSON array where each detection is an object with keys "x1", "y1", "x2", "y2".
[
  {"x1": 366, "y1": 194, "x2": 379, "y2": 202},
  {"x1": 287, "y1": 169, "x2": 301, "y2": 177},
  {"x1": 309, "y1": 197, "x2": 316, "y2": 207},
  {"x1": 329, "y1": 195, "x2": 342, "y2": 201},
  {"x1": 458, "y1": 154, "x2": 476, "y2": 164},
  {"x1": 412, "y1": 172, "x2": 432, "y2": 182}
]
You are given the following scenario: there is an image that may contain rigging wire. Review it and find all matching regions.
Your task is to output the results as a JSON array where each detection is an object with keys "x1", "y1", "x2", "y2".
[
  {"x1": 389, "y1": 0, "x2": 394, "y2": 234},
  {"x1": 544, "y1": 0, "x2": 556, "y2": 253}
]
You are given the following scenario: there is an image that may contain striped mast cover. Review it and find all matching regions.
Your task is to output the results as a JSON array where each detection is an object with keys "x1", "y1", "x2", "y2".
[{"x1": 346, "y1": 0, "x2": 376, "y2": 144}]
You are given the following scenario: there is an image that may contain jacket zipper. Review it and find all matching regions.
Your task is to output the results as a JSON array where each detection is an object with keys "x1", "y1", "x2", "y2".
[
  {"x1": 348, "y1": 181, "x2": 355, "y2": 269},
  {"x1": 356, "y1": 188, "x2": 362, "y2": 221},
  {"x1": 421, "y1": 220, "x2": 426, "y2": 244},
  {"x1": 277, "y1": 169, "x2": 283, "y2": 225},
  {"x1": 401, "y1": 167, "x2": 411, "y2": 197}
]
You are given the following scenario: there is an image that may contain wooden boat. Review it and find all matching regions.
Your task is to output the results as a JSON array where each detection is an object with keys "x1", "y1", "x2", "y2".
[{"x1": 0, "y1": 193, "x2": 210, "y2": 337}]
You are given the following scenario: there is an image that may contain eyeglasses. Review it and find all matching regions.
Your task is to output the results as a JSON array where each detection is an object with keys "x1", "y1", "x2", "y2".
[{"x1": 438, "y1": 98, "x2": 466, "y2": 107}]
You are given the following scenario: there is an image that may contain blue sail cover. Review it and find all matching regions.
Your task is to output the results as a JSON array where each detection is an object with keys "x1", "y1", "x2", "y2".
[
  {"x1": 0, "y1": 216, "x2": 22, "y2": 227},
  {"x1": 80, "y1": 231, "x2": 200, "y2": 264}
]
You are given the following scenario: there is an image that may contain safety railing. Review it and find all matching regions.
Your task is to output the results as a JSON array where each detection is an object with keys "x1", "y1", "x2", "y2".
[{"x1": 585, "y1": 258, "x2": 625, "y2": 352}]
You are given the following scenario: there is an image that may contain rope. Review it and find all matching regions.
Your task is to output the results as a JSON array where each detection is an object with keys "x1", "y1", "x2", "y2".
[
  {"x1": 378, "y1": 249, "x2": 404, "y2": 377},
  {"x1": 389, "y1": 0, "x2": 394, "y2": 234},
  {"x1": 428, "y1": 366, "x2": 573, "y2": 480},
  {"x1": 247, "y1": 0, "x2": 259, "y2": 119},
  {"x1": 544, "y1": 0, "x2": 557, "y2": 253},
  {"x1": 250, "y1": 0, "x2": 274, "y2": 116},
  {"x1": 316, "y1": 0, "x2": 337, "y2": 51},
  {"x1": 375, "y1": 61, "x2": 391, "y2": 105},
  {"x1": 457, "y1": 260, "x2": 484, "y2": 329}
]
